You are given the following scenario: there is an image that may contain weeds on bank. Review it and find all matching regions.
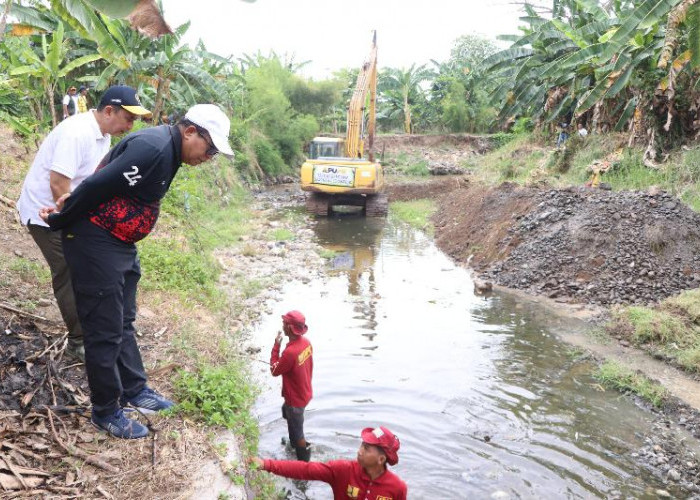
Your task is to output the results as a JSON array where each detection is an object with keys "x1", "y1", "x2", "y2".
[
  {"x1": 606, "y1": 293, "x2": 700, "y2": 373},
  {"x1": 386, "y1": 151, "x2": 430, "y2": 176},
  {"x1": 174, "y1": 361, "x2": 259, "y2": 454},
  {"x1": 595, "y1": 360, "x2": 668, "y2": 408},
  {"x1": 390, "y1": 199, "x2": 436, "y2": 233},
  {"x1": 136, "y1": 158, "x2": 252, "y2": 309},
  {"x1": 464, "y1": 134, "x2": 548, "y2": 184},
  {"x1": 5, "y1": 256, "x2": 51, "y2": 284},
  {"x1": 318, "y1": 248, "x2": 337, "y2": 259},
  {"x1": 268, "y1": 227, "x2": 295, "y2": 241},
  {"x1": 138, "y1": 237, "x2": 224, "y2": 305}
]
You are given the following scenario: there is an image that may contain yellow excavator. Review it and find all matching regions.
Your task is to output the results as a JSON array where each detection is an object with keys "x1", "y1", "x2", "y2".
[{"x1": 300, "y1": 31, "x2": 387, "y2": 217}]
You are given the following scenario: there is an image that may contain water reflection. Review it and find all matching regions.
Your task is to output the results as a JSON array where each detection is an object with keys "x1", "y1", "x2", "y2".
[{"x1": 249, "y1": 214, "x2": 687, "y2": 499}]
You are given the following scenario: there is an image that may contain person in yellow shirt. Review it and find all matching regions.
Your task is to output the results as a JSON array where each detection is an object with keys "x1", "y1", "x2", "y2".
[{"x1": 77, "y1": 86, "x2": 89, "y2": 113}]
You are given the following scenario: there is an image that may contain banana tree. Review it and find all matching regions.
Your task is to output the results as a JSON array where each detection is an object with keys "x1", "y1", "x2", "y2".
[
  {"x1": 379, "y1": 64, "x2": 434, "y2": 134},
  {"x1": 0, "y1": 0, "x2": 171, "y2": 45},
  {"x1": 485, "y1": 0, "x2": 689, "y2": 137},
  {"x1": 8, "y1": 21, "x2": 101, "y2": 126},
  {"x1": 125, "y1": 22, "x2": 226, "y2": 124}
]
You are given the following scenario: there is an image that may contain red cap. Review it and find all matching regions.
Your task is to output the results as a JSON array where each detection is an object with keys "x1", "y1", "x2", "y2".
[
  {"x1": 282, "y1": 310, "x2": 308, "y2": 335},
  {"x1": 361, "y1": 426, "x2": 400, "y2": 466}
]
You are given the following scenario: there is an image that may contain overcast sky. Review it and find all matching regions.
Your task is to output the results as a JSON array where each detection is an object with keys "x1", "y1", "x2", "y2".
[{"x1": 162, "y1": 0, "x2": 543, "y2": 79}]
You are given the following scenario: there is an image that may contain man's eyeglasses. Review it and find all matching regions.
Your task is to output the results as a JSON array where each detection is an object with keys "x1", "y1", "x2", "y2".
[{"x1": 195, "y1": 126, "x2": 219, "y2": 156}]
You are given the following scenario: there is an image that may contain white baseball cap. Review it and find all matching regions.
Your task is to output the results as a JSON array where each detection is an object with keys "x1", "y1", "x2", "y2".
[{"x1": 184, "y1": 104, "x2": 234, "y2": 157}]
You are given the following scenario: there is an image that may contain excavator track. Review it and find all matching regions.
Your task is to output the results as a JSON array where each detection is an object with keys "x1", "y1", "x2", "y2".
[
  {"x1": 306, "y1": 193, "x2": 331, "y2": 216},
  {"x1": 364, "y1": 193, "x2": 388, "y2": 217}
]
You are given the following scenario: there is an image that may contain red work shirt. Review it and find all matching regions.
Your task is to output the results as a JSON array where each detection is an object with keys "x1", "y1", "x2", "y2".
[
  {"x1": 262, "y1": 458, "x2": 407, "y2": 500},
  {"x1": 270, "y1": 335, "x2": 313, "y2": 407}
]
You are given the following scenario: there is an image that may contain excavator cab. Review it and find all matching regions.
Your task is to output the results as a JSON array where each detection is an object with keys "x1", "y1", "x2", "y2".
[{"x1": 309, "y1": 138, "x2": 345, "y2": 159}]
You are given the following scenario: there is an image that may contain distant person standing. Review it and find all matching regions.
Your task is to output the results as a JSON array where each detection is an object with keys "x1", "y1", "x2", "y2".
[
  {"x1": 62, "y1": 86, "x2": 79, "y2": 119},
  {"x1": 77, "y1": 86, "x2": 89, "y2": 113},
  {"x1": 270, "y1": 310, "x2": 313, "y2": 461},
  {"x1": 17, "y1": 85, "x2": 151, "y2": 361},
  {"x1": 556, "y1": 122, "x2": 570, "y2": 148},
  {"x1": 577, "y1": 122, "x2": 588, "y2": 138},
  {"x1": 251, "y1": 425, "x2": 407, "y2": 500}
]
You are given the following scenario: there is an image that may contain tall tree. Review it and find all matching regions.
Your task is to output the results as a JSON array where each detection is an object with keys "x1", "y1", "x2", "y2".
[{"x1": 380, "y1": 64, "x2": 434, "y2": 134}]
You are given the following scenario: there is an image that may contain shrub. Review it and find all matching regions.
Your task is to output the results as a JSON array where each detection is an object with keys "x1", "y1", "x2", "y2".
[{"x1": 175, "y1": 362, "x2": 259, "y2": 453}]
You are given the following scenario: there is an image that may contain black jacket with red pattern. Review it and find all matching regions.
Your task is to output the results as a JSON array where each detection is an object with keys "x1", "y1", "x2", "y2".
[{"x1": 48, "y1": 125, "x2": 182, "y2": 243}]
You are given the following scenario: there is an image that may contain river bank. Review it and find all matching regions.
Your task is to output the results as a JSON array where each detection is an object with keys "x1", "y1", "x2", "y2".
[
  {"x1": 3, "y1": 122, "x2": 700, "y2": 496},
  {"x1": 247, "y1": 181, "x2": 700, "y2": 497}
]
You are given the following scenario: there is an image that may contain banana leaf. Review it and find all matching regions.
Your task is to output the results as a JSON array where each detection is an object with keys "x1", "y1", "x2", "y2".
[
  {"x1": 7, "y1": 4, "x2": 55, "y2": 32},
  {"x1": 574, "y1": 0, "x2": 608, "y2": 21},
  {"x1": 0, "y1": 111, "x2": 35, "y2": 136},
  {"x1": 614, "y1": 97, "x2": 637, "y2": 131},
  {"x1": 59, "y1": 53, "x2": 102, "y2": 77},
  {"x1": 600, "y1": 0, "x2": 683, "y2": 61},
  {"x1": 690, "y1": 3, "x2": 700, "y2": 69},
  {"x1": 483, "y1": 47, "x2": 535, "y2": 71},
  {"x1": 546, "y1": 94, "x2": 574, "y2": 123}
]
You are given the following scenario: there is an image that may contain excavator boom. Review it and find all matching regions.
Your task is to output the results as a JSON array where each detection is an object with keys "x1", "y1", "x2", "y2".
[{"x1": 345, "y1": 31, "x2": 377, "y2": 161}]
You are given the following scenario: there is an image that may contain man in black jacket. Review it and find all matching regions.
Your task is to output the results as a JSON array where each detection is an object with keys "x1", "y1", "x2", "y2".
[{"x1": 40, "y1": 102, "x2": 234, "y2": 439}]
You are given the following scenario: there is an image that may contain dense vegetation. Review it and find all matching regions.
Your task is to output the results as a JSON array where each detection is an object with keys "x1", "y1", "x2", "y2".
[
  {"x1": 487, "y1": 0, "x2": 700, "y2": 163},
  {"x1": 0, "y1": 1, "x2": 506, "y2": 180},
  {"x1": 2, "y1": 1, "x2": 700, "y2": 177}
]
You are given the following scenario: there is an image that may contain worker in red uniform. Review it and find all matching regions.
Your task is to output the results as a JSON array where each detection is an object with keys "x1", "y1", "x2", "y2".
[
  {"x1": 270, "y1": 310, "x2": 313, "y2": 461},
  {"x1": 251, "y1": 425, "x2": 407, "y2": 500}
]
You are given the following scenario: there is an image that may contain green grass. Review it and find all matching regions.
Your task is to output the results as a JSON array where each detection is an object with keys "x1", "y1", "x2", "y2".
[
  {"x1": 565, "y1": 346, "x2": 590, "y2": 361},
  {"x1": 607, "y1": 295, "x2": 700, "y2": 373},
  {"x1": 238, "y1": 277, "x2": 265, "y2": 300},
  {"x1": 595, "y1": 360, "x2": 668, "y2": 408},
  {"x1": 6, "y1": 256, "x2": 51, "y2": 284},
  {"x1": 465, "y1": 132, "x2": 700, "y2": 200},
  {"x1": 161, "y1": 158, "x2": 252, "y2": 250},
  {"x1": 386, "y1": 151, "x2": 430, "y2": 176},
  {"x1": 174, "y1": 361, "x2": 259, "y2": 454},
  {"x1": 662, "y1": 289, "x2": 700, "y2": 325},
  {"x1": 268, "y1": 227, "x2": 294, "y2": 241},
  {"x1": 318, "y1": 248, "x2": 337, "y2": 259},
  {"x1": 614, "y1": 306, "x2": 689, "y2": 345},
  {"x1": 138, "y1": 237, "x2": 224, "y2": 306},
  {"x1": 390, "y1": 199, "x2": 436, "y2": 232},
  {"x1": 464, "y1": 134, "x2": 548, "y2": 184},
  {"x1": 137, "y1": 157, "x2": 253, "y2": 309}
]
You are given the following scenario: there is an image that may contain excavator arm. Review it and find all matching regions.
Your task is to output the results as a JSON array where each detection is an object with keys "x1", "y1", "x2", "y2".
[{"x1": 345, "y1": 31, "x2": 377, "y2": 161}]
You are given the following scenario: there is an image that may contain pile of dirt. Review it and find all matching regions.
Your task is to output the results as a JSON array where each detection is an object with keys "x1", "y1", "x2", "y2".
[
  {"x1": 386, "y1": 176, "x2": 470, "y2": 202},
  {"x1": 375, "y1": 133, "x2": 493, "y2": 153},
  {"x1": 434, "y1": 184, "x2": 700, "y2": 306}
]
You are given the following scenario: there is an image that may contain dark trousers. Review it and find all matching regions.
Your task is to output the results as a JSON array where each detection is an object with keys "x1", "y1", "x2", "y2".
[
  {"x1": 282, "y1": 403, "x2": 306, "y2": 444},
  {"x1": 62, "y1": 222, "x2": 147, "y2": 416},
  {"x1": 27, "y1": 224, "x2": 82, "y2": 340}
]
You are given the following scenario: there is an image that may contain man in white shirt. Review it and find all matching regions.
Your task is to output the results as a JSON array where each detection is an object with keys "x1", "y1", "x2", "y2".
[
  {"x1": 577, "y1": 122, "x2": 588, "y2": 138},
  {"x1": 62, "y1": 86, "x2": 79, "y2": 120},
  {"x1": 18, "y1": 85, "x2": 151, "y2": 360}
]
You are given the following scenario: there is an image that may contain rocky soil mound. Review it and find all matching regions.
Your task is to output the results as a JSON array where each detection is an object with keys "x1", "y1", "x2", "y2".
[
  {"x1": 434, "y1": 184, "x2": 700, "y2": 306},
  {"x1": 374, "y1": 133, "x2": 493, "y2": 153}
]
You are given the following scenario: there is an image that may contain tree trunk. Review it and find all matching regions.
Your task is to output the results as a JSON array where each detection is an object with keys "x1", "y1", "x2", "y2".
[
  {"x1": 0, "y1": 0, "x2": 13, "y2": 45},
  {"x1": 591, "y1": 101, "x2": 601, "y2": 133},
  {"x1": 151, "y1": 67, "x2": 166, "y2": 125},
  {"x1": 403, "y1": 92, "x2": 411, "y2": 134},
  {"x1": 46, "y1": 80, "x2": 57, "y2": 128}
]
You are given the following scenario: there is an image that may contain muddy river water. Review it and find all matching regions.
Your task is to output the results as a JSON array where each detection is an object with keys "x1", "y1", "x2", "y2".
[{"x1": 247, "y1": 213, "x2": 690, "y2": 499}]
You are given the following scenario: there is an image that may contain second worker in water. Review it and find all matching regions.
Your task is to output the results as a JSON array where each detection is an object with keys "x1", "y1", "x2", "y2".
[{"x1": 270, "y1": 310, "x2": 314, "y2": 461}]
